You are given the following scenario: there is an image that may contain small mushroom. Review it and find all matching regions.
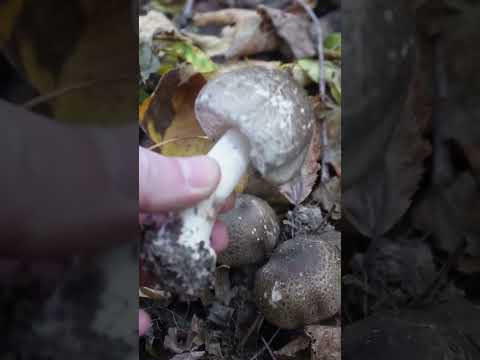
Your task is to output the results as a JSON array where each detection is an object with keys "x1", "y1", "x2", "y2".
[
  {"x1": 145, "y1": 66, "x2": 314, "y2": 297},
  {"x1": 217, "y1": 194, "x2": 280, "y2": 267},
  {"x1": 254, "y1": 232, "x2": 341, "y2": 329}
]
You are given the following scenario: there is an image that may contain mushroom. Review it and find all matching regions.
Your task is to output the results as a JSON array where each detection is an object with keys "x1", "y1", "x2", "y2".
[
  {"x1": 217, "y1": 194, "x2": 280, "y2": 267},
  {"x1": 144, "y1": 66, "x2": 314, "y2": 297},
  {"x1": 254, "y1": 232, "x2": 341, "y2": 329}
]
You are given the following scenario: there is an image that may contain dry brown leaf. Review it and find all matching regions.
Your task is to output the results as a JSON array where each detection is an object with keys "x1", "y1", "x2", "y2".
[
  {"x1": 305, "y1": 325, "x2": 341, "y2": 360},
  {"x1": 343, "y1": 104, "x2": 429, "y2": 239},
  {"x1": 258, "y1": 5, "x2": 316, "y2": 59},
  {"x1": 141, "y1": 68, "x2": 249, "y2": 192},
  {"x1": 278, "y1": 119, "x2": 321, "y2": 204},
  {"x1": 412, "y1": 172, "x2": 480, "y2": 257},
  {"x1": 181, "y1": 31, "x2": 231, "y2": 58},
  {"x1": 193, "y1": 8, "x2": 278, "y2": 58},
  {"x1": 139, "y1": 286, "x2": 172, "y2": 304},
  {"x1": 313, "y1": 177, "x2": 341, "y2": 220},
  {"x1": 170, "y1": 352, "x2": 205, "y2": 360},
  {"x1": 274, "y1": 335, "x2": 310, "y2": 359},
  {"x1": 141, "y1": 69, "x2": 213, "y2": 156},
  {"x1": 457, "y1": 255, "x2": 480, "y2": 274}
]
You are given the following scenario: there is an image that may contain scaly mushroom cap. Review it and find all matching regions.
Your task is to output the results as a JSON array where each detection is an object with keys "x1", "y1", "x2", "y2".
[
  {"x1": 195, "y1": 66, "x2": 314, "y2": 185},
  {"x1": 217, "y1": 194, "x2": 280, "y2": 267},
  {"x1": 254, "y1": 233, "x2": 341, "y2": 329}
]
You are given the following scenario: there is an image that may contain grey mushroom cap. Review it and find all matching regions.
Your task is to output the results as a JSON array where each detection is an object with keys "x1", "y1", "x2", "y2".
[
  {"x1": 254, "y1": 233, "x2": 341, "y2": 329},
  {"x1": 195, "y1": 66, "x2": 314, "y2": 185},
  {"x1": 217, "y1": 194, "x2": 280, "y2": 267}
]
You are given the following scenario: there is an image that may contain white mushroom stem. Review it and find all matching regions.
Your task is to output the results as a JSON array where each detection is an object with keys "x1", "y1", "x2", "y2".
[{"x1": 177, "y1": 128, "x2": 251, "y2": 260}]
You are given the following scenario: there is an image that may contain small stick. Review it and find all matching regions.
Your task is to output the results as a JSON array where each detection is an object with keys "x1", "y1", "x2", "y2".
[
  {"x1": 147, "y1": 136, "x2": 209, "y2": 151},
  {"x1": 249, "y1": 328, "x2": 281, "y2": 360},
  {"x1": 294, "y1": 0, "x2": 331, "y2": 183},
  {"x1": 294, "y1": 0, "x2": 325, "y2": 100},
  {"x1": 239, "y1": 314, "x2": 263, "y2": 349},
  {"x1": 261, "y1": 336, "x2": 278, "y2": 360},
  {"x1": 22, "y1": 75, "x2": 134, "y2": 109}
]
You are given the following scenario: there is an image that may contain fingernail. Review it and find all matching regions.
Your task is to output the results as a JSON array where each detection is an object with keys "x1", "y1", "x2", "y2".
[{"x1": 180, "y1": 156, "x2": 220, "y2": 193}]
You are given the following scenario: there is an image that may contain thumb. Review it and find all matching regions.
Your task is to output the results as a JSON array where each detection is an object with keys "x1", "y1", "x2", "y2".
[{"x1": 139, "y1": 147, "x2": 220, "y2": 213}]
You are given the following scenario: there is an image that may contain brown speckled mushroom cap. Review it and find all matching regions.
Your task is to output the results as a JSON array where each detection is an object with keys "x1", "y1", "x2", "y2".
[
  {"x1": 195, "y1": 66, "x2": 314, "y2": 185},
  {"x1": 217, "y1": 194, "x2": 280, "y2": 267},
  {"x1": 254, "y1": 233, "x2": 341, "y2": 329}
]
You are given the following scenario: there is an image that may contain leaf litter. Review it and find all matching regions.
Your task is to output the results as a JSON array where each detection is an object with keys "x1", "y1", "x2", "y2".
[{"x1": 139, "y1": 1, "x2": 341, "y2": 359}]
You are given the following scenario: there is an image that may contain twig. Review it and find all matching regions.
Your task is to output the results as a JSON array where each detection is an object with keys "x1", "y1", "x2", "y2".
[
  {"x1": 261, "y1": 336, "x2": 278, "y2": 360},
  {"x1": 148, "y1": 136, "x2": 209, "y2": 151},
  {"x1": 249, "y1": 328, "x2": 280, "y2": 360},
  {"x1": 23, "y1": 75, "x2": 136, "y2": 109},
  {"x1": 22, "y1": 75, "x2": 135, "y2": 109},
  {"x1": 313, "y1": 203, "x2": 336, "y2": 233},
  {"x1": 294, "y1": 0, "x2": 331, "y2": 183},
  {"x1": 239, "y1": 314, "x2": 263, "y2": 349},
  {"x1": 182, "y1": 0, "x2": 195, "y2": 20},
  {"x1": 294, "y1": 0, "x2": 325, "y2": 100}
]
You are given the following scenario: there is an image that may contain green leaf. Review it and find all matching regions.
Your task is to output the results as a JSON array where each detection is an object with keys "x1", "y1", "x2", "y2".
[
  {"x1": 297, "y1": 59, "x2": 319, "y2": 83},
  {"x1": 152, "y1": 0, "x2": 186, "y2": 15},
  {"x1": 297, "y1": 59, "x2": 341, "y2": 104},
  {"x1": 324, "y1": 33, "x2": 342, "y2": 50},
  {"x1": 139, "y1": 87, "x2": 149, "y2": 104},
  {"x1": 168, "y1": 42, "x2": 217, "y2": 73}
]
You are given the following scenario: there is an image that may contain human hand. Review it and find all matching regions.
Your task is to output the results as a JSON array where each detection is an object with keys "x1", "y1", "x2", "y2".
[{"x1": 138, "y1": 147, "x2": 231, "y2": 335}]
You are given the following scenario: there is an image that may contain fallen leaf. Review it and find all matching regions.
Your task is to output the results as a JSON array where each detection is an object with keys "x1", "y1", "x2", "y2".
[
  {"x1": 258, "y1": 5, "x2": 316, "y2": 59},
  {"x1": 207, "y1": 302, "x2": 235, "y2": 327},
  {"x1": 278, "y1": 119, "x2": 321, "y2": 204},
  {"x1": 164, "y1": 41, "x2": 218, "y2": 74},
  {"x1": 305, "y1": 325, "x2": 341, "y2": 360},
  {"x1": 412, "y1": 172, "x2": 480, "y2": 257},
  {"x1": 298, "y1": 58, "x2": 341, "y2": 104},
  {"x1": 193, "y1": 8, "x2": 279, "y2": 58},
  {"x1": 274, "y1": 335, "x2": 310, "y2": 359},
  {"x1": 343, "y1": 102, "x2": 429, "y2": 239},
  {"x1": 164, "y1": 328, "x2": 188, "y2": 354},
  {"x1": 139, "y1": 10, "x2": 178, "y2": 81},
  {"x1": 214, "y1": 267, "x2": 237, "y2": 306},
  {"x1": 152, "y1": 0, "x2": 187, "y2": 16},
  {"x1": 170, "y1": 351, "x2": 205, "y2": 360},
  {"x1": 181, "y1": 31, "x2": 231, "y2": 58},
  {"x1": 457, "y1": 255, "x2": 480, "y2": 274},
  {"x1": 141, "y1": 69, "x2": 213, "y2": 156},
  {"x1": 313, "y1": 177, "x2": 341, "y2": 220}
]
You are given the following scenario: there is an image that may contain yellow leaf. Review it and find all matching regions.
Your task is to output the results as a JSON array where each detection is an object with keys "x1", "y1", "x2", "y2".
[
  {"x1": 142, "y1": 69, "x2": 248, "y2": 193},
  {"x1": 138, "y1": 96, "x2": 152, "y2": 122}
]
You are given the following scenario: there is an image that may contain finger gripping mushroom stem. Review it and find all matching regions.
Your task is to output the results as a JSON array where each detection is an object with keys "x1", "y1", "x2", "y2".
[
  {"x1": 143, "y1": 66, "x2": 314, "y2": 298},
  {"x1": 177, "y1": 128, "x2": 251, "y2": 260}
]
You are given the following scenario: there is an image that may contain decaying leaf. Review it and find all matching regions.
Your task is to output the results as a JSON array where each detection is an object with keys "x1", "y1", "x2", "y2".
[
  {"x1": 412, "y1": 172, "x2": 480, "y2": 257},
  {"x1": 139, "y1": 10, "x2": 176, "y2": 80},
  {"x1": 141, "y1": 69, "x2": 213, "y2": 156},
  {"x1": 152, "y1": 0, "x2": 187, "y2": 16},
  {"x1": 457, "y1": 255, "x2": 480, "y2": 274},
  {"x1": 181, "y1": 31, "x2": 231, "y2": 58},
  {"x1": 274, "y1": 335, "x2": 310, "y2": 359},
  {"x1": 214, "y1": 267, "x2": 237, "y2": 306},
  {"x1": 305, "y1": 325, "x2": 340, "y2": 360},
  {"x1": 298, "y1": 59, "x2": 341, "y2": 104},
  {"x1": 164, "y1": 327, "x2": 188, "y2": 354},
  {"x1": 170, "y1": 351, "x2": 205, "y2": 360},
  {"x1": 139, "y1": 286, "x2": 173, "y2": 306},
  {"x1": 258, "y1": 5, "x2": 316, "y2": 59},
  {"x1": 193, "y1": 8, "x2": 278, "y2": 58},
  {"x1": 343, "y1": 104, "x2": 429, "y2": 239},
  {"x1": 313, "y1": 178, "x2": 341, "y2": 220},
  {"x1": 278, "y1": 119, "x2": 321, "y2": 204}
]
